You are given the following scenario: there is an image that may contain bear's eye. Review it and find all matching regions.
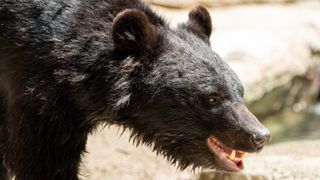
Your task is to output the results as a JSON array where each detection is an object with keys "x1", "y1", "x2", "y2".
[{"x1": 206, "y1": 93, "x2": 222, "y2": 106}]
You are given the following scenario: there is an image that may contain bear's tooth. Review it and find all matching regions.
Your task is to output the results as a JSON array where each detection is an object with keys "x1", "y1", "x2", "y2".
[
  {"x1": 238, "y1": 151, "x2": 245, "y2": 158},
  {"x1": 229, "y1": 150, "x2": 236, "y2": 160}
]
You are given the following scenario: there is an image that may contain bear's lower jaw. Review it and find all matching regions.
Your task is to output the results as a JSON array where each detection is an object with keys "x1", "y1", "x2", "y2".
[{"x1": 206, "y1": 136, "x2": 245, "y2": 172}]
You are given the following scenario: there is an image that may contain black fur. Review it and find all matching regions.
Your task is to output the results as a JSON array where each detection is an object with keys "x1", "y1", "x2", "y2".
[{"x1": 0, "y1": 0, "x2": 269, "y2": 179}]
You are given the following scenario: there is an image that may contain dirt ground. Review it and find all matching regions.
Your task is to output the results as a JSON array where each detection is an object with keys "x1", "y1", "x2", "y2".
[
  {"x1": 82, "y1": 126, "x2": 196, "y2": 180},
  {"x1": 82, "y1": 126, "x2": 320, "y2": 180}
]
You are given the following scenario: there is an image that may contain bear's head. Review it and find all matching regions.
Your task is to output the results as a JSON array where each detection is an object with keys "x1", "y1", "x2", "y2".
[{"x1": 111, "y1": 6, "x2": 271, "y2": 171}]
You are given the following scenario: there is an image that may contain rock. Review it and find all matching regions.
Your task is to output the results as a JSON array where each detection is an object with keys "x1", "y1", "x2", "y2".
[
  {"x1": 144, "y1": 0, "x2": 296, "y2": 8},
  {"x1": 143, "y1": 0, "x2": 196, "y2": 9},
  {"x1": 198, "y1": 171, "x2": 268, "y2": 180}
]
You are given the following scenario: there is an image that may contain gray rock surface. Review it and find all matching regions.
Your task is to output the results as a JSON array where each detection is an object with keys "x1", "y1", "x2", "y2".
[{"x1": 144, "y1": 0, "x2": 296, "y2": 8}]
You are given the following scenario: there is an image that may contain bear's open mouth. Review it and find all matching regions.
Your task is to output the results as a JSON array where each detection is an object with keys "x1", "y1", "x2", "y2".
[{"x1": 206, "y1": 136, "x2": 246, "y2": 171}]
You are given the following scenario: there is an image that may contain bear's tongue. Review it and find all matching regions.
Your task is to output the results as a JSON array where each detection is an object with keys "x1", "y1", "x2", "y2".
[{"x1": 207, "y1": 136, "x2": 245, "y2": 171}]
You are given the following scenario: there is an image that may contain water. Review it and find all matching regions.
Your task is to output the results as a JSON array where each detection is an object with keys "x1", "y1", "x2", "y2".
[{"x1": 262, "y1": 102, "x2": 320, "y2": 144}]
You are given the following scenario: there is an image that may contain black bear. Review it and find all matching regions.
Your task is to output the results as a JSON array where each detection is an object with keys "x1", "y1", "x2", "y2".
[{"x1": 0, "y1": 0, "x2": 271, "y2": 179}]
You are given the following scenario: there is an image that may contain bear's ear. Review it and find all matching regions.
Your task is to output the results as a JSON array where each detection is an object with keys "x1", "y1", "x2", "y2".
[
  {"x1": 112, "y1": 9, "x2": 158, "y2": 56},
  {"x1": 180, "y1": 6, "x2": 212, "y2": 42}
]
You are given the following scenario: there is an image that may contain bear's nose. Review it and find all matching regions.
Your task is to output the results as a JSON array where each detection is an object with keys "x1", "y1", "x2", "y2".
[{"x1": 251, "y1": 128, "x2": 271, "y2": 149}]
